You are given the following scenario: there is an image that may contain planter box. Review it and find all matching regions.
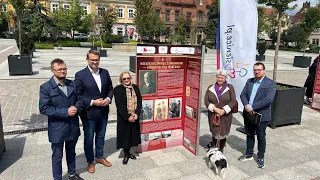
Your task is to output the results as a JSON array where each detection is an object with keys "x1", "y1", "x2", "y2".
[
  {"x1": 129, "y1": 56, "x2": 136, "y2": 73},
  {"x1": 0, "y1": 104, "x2": 5, "y2": 159},
  {"x1": 99, "y1": 49, "x2": 107, "y2": 57},
  {"x1": 256, "y1": 55, "x2": 265, "y2": 61},
  {"x1": 269, "y1": 83, "x2": 305, "y2": 129},
  {"x1": 293, "y1": 56, "x2": 311, "y2": 68},
  {"x1": 8, "y1": 55, "x2": 33, "y2": 76},
  {"x1": 90, "y1": 46, "x2": 100, "y2": 51}
]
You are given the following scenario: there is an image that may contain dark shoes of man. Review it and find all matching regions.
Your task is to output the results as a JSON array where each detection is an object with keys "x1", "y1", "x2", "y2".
[
  {"x1": 123, "y1": 152, "x2": 137, "y2": 165},
  {"x1": 69, "y1": 174, "x2": 84, "y2": 180}
]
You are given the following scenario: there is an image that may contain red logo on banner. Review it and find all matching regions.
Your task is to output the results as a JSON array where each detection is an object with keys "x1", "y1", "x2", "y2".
[{"x1": 143, "y1": 48, "x2": 147, "y2": 52}]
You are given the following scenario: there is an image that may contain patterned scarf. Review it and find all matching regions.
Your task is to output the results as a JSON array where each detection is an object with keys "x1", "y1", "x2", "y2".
[
  {"x1": 123, "y1": 84, "x2": 137, "y2": 115},
  {"x1": 214, "y1": 82, "x2": 228, "y2": 100}
]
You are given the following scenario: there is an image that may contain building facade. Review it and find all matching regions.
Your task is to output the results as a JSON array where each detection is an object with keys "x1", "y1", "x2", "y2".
[{"x1": 152, "y1": 0, "x2": 211, "y2": 43}]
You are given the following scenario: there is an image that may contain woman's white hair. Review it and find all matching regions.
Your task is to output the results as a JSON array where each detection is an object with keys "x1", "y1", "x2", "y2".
[{"x1": 216, "y1": 69, "x2": 228, "y2": 78}]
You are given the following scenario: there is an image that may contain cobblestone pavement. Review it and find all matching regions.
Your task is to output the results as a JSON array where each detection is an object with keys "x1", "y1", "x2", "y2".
[{"x1": 0, "y1": 41, "x2": 319, "y2": 179}]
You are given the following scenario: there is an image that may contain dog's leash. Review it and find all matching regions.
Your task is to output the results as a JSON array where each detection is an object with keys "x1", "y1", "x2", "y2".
[{"x1": 212, "y1": 114, "x2": 222, "y2": 147}]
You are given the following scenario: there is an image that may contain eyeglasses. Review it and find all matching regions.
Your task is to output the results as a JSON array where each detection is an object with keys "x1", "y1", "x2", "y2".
[
  {"x1": 52, "y1": 68, "x2": 67, "y2": 72},
  {"x1": 254, "y1": 69, "x2": 264, "y2": 72},
  {"x1": 122, "y1": 77, "x2": 131, "y2": 80}
]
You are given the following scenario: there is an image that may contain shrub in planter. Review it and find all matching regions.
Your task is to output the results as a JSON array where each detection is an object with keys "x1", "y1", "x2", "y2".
[
  {"x1": 104, "y1": 34, "x2": 123, "y2": 44},
  {"x1": 13, "y1": 30, "x2": 34, "y2": 55},
  {"x1": 256, "y1": 41, "x2": 266, "y2": 61}
]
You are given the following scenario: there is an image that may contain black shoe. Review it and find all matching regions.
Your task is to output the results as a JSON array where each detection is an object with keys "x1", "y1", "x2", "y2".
[
  {"x1": 205, "y1": 142, "x2": 215, "y2": 151},
  {"x1": 69, "y1": 174, "x2": 84, "y2": 180},
  {"x1": 123, "y1": 156, "x2": 129, "y2": 165},
  {"x1": 129, "y1": 153, "x2": 136, "y2": 160}
]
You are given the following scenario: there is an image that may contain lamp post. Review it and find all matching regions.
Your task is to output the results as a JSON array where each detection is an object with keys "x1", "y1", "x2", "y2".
[{"x1": 123, "y1": 23, "x2": 129, "y2": 43}]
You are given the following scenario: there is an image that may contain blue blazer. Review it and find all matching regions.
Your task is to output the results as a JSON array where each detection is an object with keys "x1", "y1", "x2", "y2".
[
  {"x1": 240, "y1": 76, "x2": 276, "y2": 122},
  {"x1": 75, "y1": 67, "x2": 114, "y2": 120},
  {"x1": 39, "y1": 77, "x2": 82, "y2": 143}
]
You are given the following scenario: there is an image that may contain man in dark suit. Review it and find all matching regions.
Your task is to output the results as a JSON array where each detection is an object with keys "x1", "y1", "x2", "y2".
[
  {"x1": 141, "y1": 72, "x2": 156, "y2": 94},
  {"x1": 239, "y1": 62, "x2": 276, "y2": 169},
  {"x1": 75, "y1": 50, "x2": 114, "y2": 173},
  {"x1": 39, "y1": 59, "x2": 83, "y2": 180}
]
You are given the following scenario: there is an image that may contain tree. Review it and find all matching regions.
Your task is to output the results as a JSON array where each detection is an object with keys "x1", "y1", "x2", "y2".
[
  {"x1": 303, "y1": 7, "x2": 320, "y2": 34},
  {"x1": 9, "y1": 0, "x2": 26, "y2": 56},
  {"x1": 206, "y1": 0, "x2": 218, "y2": 43},
  {"x1": 134, "y1": 0, "x2": 153, "y2": 41},
  {"x1": 0, "y1": 11, "x2": 8, "y2": 37},
  {"x1": 171, "y1": 17, "x2": 187, "y2": 44},
  {"x1": 286, "y1": 24, "x2": 308, "y2": 48},
  {"x1": 257, "y1": 6, "x2": 268, "y2": 36},
  {"x1": 99, "y1": 4, "x2": 118, "y2": 35},
  {"x1": 51, "y1": 0, "x2": 86, "y2": 38},
  {"x1": 258, "y1": 0, "x2": 297, "y2": 81}
]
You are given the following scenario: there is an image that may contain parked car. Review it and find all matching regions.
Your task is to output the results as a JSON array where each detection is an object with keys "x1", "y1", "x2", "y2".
[{"x1": 74, "y1": 33, "x2": 88, "y2": 39}]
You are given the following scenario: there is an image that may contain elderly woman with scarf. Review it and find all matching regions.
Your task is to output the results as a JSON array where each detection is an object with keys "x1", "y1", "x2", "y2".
[
  {"x1": 204, "y1": 69, "x2": 237, "y2": 152},
  {"x1": 114, "y1": 72, "x2": 142, "y2": 165}
]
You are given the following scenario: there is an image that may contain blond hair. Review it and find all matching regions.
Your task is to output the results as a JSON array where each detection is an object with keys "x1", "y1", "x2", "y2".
[{"x1": 118, "y1": 71, "x2": 134, "y2": 85}]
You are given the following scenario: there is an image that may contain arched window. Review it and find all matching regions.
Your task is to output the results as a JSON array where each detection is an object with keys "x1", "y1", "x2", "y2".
[{"x1": 197, "y1": 11, "x2": 203, "y2": 22}]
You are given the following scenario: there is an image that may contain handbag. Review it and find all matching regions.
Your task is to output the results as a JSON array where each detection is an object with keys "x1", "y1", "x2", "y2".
[
  {"x1": 248, "y1": 112, "x2": 262, "y2": 125},
  {"x1": 211, "y1": 114, "x2": 221, "y2": 126}
]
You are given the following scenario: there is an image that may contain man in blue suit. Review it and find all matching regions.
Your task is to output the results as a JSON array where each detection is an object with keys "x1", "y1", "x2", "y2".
[
  {"x1": 75, "y1": 50, "x2": 114, "y2": 173},
  {"x1": 39, "y1": 59, "x2": 83, "y2": 180},
  {"x1": 239, "y1": 62, "x2": 276, "y2": 168}
]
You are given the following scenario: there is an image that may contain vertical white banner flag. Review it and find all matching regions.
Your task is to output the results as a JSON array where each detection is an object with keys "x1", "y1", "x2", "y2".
[{"x1": 218, "y1": 0, "x2": 258, "y2": 111}]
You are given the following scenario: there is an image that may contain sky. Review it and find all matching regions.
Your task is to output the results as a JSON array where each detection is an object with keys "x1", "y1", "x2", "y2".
[{"x1": 287, "y1": 0, "x2": 318, "y2": 15}]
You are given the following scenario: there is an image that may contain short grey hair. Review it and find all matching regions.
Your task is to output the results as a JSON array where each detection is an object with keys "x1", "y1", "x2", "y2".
[{"x1": 216, "y1": 69, "x2": 228, "y2": 78}]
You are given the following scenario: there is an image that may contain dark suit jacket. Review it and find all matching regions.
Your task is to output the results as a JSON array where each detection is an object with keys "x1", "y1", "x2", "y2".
[
  {"x1": 141, "y1": 81, "x2": 156, "y2": 94},
  {"x1": 39, "y1": 77, "x2": 82, "y2": 143},
  {"x1": 240, "y1": 76, "x2": 276, "y2": 122},
  {"x1": 75, "y1": 67, "x2": 114, "y2": 120}
]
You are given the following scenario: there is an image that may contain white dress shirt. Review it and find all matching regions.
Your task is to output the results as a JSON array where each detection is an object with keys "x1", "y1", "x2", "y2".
[{"x1": 88, "y1": 66, "x2": 102, "y2": 106}]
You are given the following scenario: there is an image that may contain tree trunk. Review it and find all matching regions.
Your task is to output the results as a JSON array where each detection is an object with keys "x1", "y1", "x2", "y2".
[
  {"x1": 273, "y1": 12, "x2": 282, "y2": 81},
  {"x1": 18, "y1": 18, "x2": 21, "y2": 57}
]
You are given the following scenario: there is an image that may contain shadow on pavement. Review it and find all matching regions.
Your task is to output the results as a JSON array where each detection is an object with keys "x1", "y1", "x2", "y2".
[{"x1": 0, "y1": 135, "x2": 26, "y2": 174}]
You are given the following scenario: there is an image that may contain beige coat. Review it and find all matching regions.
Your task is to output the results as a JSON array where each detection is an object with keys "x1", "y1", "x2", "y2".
[{"x1": 204, "y1": 84, "x2": 237, "y2": 139}]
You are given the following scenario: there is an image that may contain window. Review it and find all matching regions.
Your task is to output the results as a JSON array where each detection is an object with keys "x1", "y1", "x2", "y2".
[
  {"x1": 166, "y1": 10, "x2": 170, "y2": 21},
  {"x1": 155, "y1": 9, "x2": 161, "y2": 18},
  {"x1": 63, "y1": 4, "x2": 70, "y2": 10},
  {"x1": 117, "y1": 28, "x2": 123, "y2": 35},
  {"x1": 0, "y1": 3, "x2": 7, "y2": 12},
  {"x1": 197, "y1": 11, "x2": 203, "y2": 22},
  {"x1": 97, "y1": 6, "x2": 106, "y2": 17},
  {"x1": 175, "y1": 11, "x2": 180, "y2": 20},
  {"x1": 118, "y1": 8, "x2": 124, "y2": 18},
  {"x1": 313, "y1": 39, "x2": 320, "y2": 45},
  {"x1": 82, "y1": 5, "x2": 88, "y2": 15},
  {"x1": 128, "y1": 9, "x2": 134, "y2": 19},
  {"x1": 186, "y1": 12, "x2": 192, "y2": 20},
  {"x1": 51, "y1": 3, "x2": 59, "y2": 12}
]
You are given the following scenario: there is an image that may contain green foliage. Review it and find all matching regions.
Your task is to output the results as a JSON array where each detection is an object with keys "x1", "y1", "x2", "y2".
[
  {"x1": 94, "y1": 41, "x2": 112, "y2": 48},
  {"x1": 56, "y1": 40, "x2": 81, "y2": 47},
  {"x1": 0, "y1": 11, "x2": 9, "y2": 37},
  {"x1": 34, "y1": 42, "x2": 54, "y2": 49},
  {"x1": 257, "y1": 41, "x2": 267, "y2": 55},
  {"x1": 99, "y1": 4, "x2": 118, "y2": 34},
  {"x1": 276, "y1": 84, "x2": 290, "y2": 90},
  {"x1": 171, "y1": 17, "x2": 187, "y2": 44},
  {"x1": 129, "y1": 40, "x2": 138, "y2": 44},
  {"x1": 286, "y1": 24, "x2": 309, "y2": 49},
  {"x1": 134, "y1": 0, "x2": 165, "y2": 41},
  {"x1": 206, "y1": 0, "x2": 218, "y2": 41},
  {"x1": 51, "y1": 0, "x2": 86, "y2": 38},
  {"x1": 104, "y1": 34, "x2": 123, "y2": 44},
  {"x1": 13, "y1": 30, "x2": 34, "y2": 55},
  {"x1": 206, "y1": 43, "x2": 214, "y2": 49},
  {"x1": 8, "y1": 0, "x2": 26, "y2": 17},
  {"x1": 257, "y1": 6, "x2": 268, "y2": 35},
  {"x1": 303, "y1": 7, "x2": 320, "y2": 34}
]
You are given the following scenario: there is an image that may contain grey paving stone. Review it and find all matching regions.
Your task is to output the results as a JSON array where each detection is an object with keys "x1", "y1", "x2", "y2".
[
  {"x1": 175, "y1": 159, "x2": 208, "y2": 175},
  {"x1": 149, "y1": 151, "x2": 188, "y2": 166},
  {"x1": 270, "y1": 167, "x2": 312, "y2": 180},
  {"x1": 243, "y1": 174, "x2": 277, "y2": 180},
  {"x1": 176, "y1": 172, "x2": 212, "y2": 180},
  {"x1": 143, "y1": 164, "x2": 184, "y2": 180},
  {"x1": 295, "y1": 160, "x2": 320, "y2": 177},
  {"x1": 204, "y1": 165, "x2": 249, "y2": 180}
]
